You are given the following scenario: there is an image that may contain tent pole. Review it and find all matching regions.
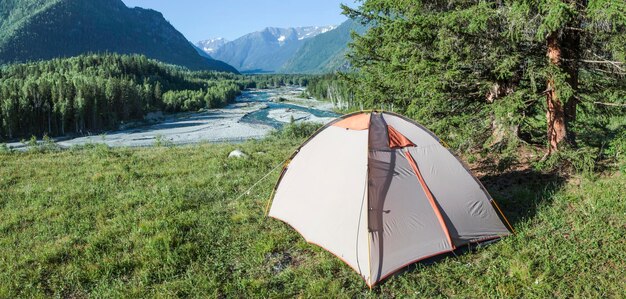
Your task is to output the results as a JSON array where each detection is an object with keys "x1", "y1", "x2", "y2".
[{"x1": 264, "y1": 188, "x2": 277, "y2": 217}]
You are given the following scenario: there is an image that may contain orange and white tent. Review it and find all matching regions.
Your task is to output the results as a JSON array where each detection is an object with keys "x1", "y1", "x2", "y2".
[{"x1": 268, "y1": 111, "x2": 513, "y2": 287}]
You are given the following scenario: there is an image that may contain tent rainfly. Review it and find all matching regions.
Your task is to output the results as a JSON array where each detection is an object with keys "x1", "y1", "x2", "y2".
[{"x1": 268, "y1": 111, "x2": 513, "y2": 287}]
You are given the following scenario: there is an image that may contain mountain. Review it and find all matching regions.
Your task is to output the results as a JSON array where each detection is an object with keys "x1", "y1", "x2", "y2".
[
  {"x1": 192, "y1": 43, "x2": 214, "y2": 59},
  {"x1": 196, "y1": 38, "x2": 229, "y2": 55},
  {"x1": 0, "y1": 0, "x2": 238, "y2": 73},
  {"x1": 209, "y1": 26, "x2": 336, "y2": 73},
  {"x1": 294, "y1": 26, "x2": 338, "y2": 40},
  {"x1": 280, "y1": 19, "x2": 367, "y2": 74}
]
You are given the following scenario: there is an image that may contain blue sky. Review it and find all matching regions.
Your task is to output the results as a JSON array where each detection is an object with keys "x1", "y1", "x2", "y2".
[{"x1": 121, "y1": 0, "x2": 353, "y2": 42}]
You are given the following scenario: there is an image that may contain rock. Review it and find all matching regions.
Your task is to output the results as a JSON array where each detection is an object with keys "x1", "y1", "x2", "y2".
[
  {"x1": 269, "y1": 96, "x2": 287, "y2": 102},
  {"x1": 228, "y1": 149, "x2": 248, "y2": 158},
  {"x1": 267, "y1": 108, "x2": 310, "y2": 123}
]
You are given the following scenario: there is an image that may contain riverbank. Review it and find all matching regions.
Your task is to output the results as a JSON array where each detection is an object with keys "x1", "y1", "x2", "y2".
[
  {"x1": 265, "y1": 86, "x2": 335, "y2": 111},
  {"x1": 59, "y1": 102, "x2": 272, "y2": 148}
]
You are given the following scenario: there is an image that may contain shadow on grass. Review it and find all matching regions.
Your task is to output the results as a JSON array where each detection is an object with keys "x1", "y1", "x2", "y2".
[
  {"x1": 372, "y1": 169, "x2": 567, "y2": 289},
  {"x1": 480, "y1": 169, "x2": 567, "y2": 226}
]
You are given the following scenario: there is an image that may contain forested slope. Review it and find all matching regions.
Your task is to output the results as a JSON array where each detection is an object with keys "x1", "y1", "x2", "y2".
[
  {"x1": 0, "y1": 54, "x2": 247, "y2": 139},
  {"x1": 0, "y1": 53, "x2": 324, "y2": 140},
  {"x1": 280, "y1": 19, "x2": 367, "y2": 74},
  {"x1": 0, "y1": 0, "x2": 238, "y2": 72}
]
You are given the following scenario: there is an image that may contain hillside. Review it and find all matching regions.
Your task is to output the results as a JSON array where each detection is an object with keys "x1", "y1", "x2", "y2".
[
  {"x1": 0, "y1": 0, "x2": 238, "y2": 72},
  {"x1": 0, "y1": 127, "x2": 624, "y2": 297},
  {"x1": 210, "y1": 26, "x2": 335, "y2": 73},
  {"x1": 280, "y1": 19, "x2": 367, "y2": 74}
]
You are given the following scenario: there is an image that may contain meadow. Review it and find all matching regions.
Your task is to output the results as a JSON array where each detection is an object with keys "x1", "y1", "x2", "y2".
[{"x1": 0, "y1": 123, "x2": 624, "y2": 298}]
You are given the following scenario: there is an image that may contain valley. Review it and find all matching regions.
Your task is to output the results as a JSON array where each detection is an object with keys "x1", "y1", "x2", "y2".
[
  {"x1": 0, "y1": 0, "x2": 624, "y2": 297},
  {"x1": 5, "y1": 86, "x2": 337, "y2": 150}
]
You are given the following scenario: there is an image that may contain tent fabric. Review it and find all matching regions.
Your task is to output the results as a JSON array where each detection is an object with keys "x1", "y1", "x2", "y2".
[
  {"x1": 367, "y1": 148, "x2": 452, "y2": 283},
  {"x1": 332, "y1": 113, "x2": 371, "y2": 130},
  {"x1": 405, "y1": 145, "x2": 510, "y2": 245},
  {"x1": 268, "y1": 111, "x2": 512, "y2": 287},
  {"x1": 388, "y1": 125, "x2": 415, "y2": 148},
  {"x1": 268, "y1": 125, "x2": 370, "y2": 276},
  {"x1": 404, "y1": 150, "x2": 456, "y2": 249}
]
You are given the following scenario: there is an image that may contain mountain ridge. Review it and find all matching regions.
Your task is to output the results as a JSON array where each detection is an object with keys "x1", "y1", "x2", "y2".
[
  {"x1": 0, "y1": 0, "x2": 238, "y2": 73},
  {"x1": 207, "y1": 25, "x2": 336, "y2": 73},
  {"x1": 280, "y1": 19, "x2": 367, "y2": 74}
]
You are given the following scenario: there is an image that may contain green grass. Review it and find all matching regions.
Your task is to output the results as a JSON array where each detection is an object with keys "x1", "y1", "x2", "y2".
[{"x1": 0, "y1": 136, "x2": 624, "y2": 298}]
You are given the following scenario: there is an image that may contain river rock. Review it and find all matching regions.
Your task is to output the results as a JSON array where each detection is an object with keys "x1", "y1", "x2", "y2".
[
  {"x1": 228, "y1": 149, "x2": 248, "y2": 158},
  {"x1": 267, "y1": 108, "x2": 310, "y2": 123}
]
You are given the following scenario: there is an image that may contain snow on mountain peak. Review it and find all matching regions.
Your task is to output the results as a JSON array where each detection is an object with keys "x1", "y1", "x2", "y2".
[
  {"x1": 197, "y1": 25, "x2": 339, "y2": 55},
  {"x1": 295, "y1": 25, "x2": 337, "y2": 40},
  {"x1": 196, "y1": 38, "x2": 229, "y2": 54}
]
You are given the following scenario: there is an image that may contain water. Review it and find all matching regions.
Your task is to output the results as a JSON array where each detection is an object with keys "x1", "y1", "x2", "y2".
[{"x1": 238, "y1": 89, "x2": 339, "y2": 129}]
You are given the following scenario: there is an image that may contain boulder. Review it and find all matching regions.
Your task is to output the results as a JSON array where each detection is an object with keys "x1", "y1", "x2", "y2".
[{"x1": 228, "y1": 149, "x2": 248, "y2": 158}]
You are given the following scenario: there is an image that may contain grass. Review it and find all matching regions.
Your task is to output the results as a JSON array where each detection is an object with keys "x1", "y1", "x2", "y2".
[{"x1": 0, "y1": 134, "x2": 624, "y2": 298}]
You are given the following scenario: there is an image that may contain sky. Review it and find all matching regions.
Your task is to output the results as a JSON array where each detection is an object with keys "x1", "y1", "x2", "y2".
[{"x1": 121, "y1": 0, "x2": 352, "y2": 42}]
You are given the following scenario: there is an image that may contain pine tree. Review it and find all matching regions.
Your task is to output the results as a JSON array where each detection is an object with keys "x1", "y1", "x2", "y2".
[{"x1": 343, "y1": 0, "x2": 626, "y2": 153}]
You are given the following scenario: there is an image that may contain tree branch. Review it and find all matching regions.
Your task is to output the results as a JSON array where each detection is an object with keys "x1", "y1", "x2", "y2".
[
  {"x1": 593, "y1": 101, "x2": 626, "y2": 107},
  {"x1": 590, "y1": 68, "x2": 626, "y2": 75},
  {"x1": 564, "y1": 26, "x2": 585, "y2": 32},
  {"x1": 590, "y1": 53, "x2": 625, "y2": 71},
  {"x1": 566, "y1": 58, "x2": 625, "y2": 72},
  {"x1": 579, "y1": 59, "x2": 624, "y2": 65}
]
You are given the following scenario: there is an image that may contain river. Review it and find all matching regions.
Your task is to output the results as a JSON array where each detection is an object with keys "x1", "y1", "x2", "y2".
[{"x1": 6, "y1": 86, "x2": 339, "y2": 150}]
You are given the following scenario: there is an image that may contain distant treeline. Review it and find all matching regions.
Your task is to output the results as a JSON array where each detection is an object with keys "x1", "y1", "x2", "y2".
[
  {"x1": 0, "y1": 54, "x2": 315, "y2": 140},
  {"x1": 306, "y1": 74, "x2": 355, "y2": 110},
  {"x1": 251, "y1": 74, "x2": 310, "y2": 89}
]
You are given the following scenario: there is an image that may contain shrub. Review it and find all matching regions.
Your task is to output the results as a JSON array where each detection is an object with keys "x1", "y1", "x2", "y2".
[
  {"x1": 533, "y1": 147, "x2": 598, "y2": 175},
  {"x1": 605, "y1": 130, "x2": 626, "y2": 173},
  {"x1": 0, "y1": 143, "x2": 9, "y2": 153},
  {"x1": 272, "y1": 122, "x2": 323, "y2": 139}
]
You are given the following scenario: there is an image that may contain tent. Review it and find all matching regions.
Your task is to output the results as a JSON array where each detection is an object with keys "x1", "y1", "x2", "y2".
[{"x1": 268, "y1": 111, "x2": 513, "y2": 287}]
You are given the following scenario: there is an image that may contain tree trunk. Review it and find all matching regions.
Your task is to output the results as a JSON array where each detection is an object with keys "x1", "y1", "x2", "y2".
[
  {"x1": 48, "y1": 109, "x2": 51, "y2": 134},
  {"x1": 546, "y1": 33, "x2": 568, "y2": 154},
  {"x1": 545, "y1": 1, "x2": 583, "y2": 154},
  {"x1": 561, "y1": 20, "x2": 581, "y2": 145},
  {"x1": 92, "y1": 100, "x2": 98, "y2": 131}
]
